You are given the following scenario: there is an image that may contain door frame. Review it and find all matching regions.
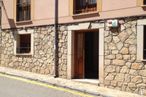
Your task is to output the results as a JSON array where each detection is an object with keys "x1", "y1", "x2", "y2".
[
  {"x1": 67, "y1": 25, "x2": 104, "y2": 86},
  {"x1": 74, "y1": 30, "x2": 100, "y2": 79}
]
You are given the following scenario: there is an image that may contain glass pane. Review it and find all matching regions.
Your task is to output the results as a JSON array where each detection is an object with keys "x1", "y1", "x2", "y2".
[
  {"x1": 88, "y1": 0, "x2": 96, "y2": 4},
  {"x1": 17, "y1": 0, "x2": 23, "y2": 4},
  {"x1": 26, "y1": 0, "x2": 31, "y2": 4},
  {"x1": 17, "y1": 34, "x2": 31, "y2": 53},
  {"x1": 16, "y1": 6, "x2": 24, "y2": 21},
  {"x1": 16, "y1": 0, "x2": 31, "y2": 21},
  {"x1": 25, "y1": 5, "x2": 31, "y2": 20},
  {"x1": 75, "y1": 0, "x2": 96, "y2": 14},
  {"x1": 143, "y1": 50, "x2": 146, "y2": 59}
]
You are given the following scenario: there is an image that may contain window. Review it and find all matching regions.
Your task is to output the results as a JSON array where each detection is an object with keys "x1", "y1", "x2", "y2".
[
  {"x1": 14, "y1": 30, "x2": 33, "y2": 55},
  {"x1": 144, "y1": 0, "x2": 146, "y2": 5},
  {"x1": 17, "y1": 34, "x2": 31, "y2": 53},
  {"x1": 143, "y1": 26, "x2": 146, "y2": 59},
  {"x1": 16, "y1": 0, "x2": 31, "y2": 22},
  {"x1": 74, "y1": 0, "x2": 97, "y2": 14}
]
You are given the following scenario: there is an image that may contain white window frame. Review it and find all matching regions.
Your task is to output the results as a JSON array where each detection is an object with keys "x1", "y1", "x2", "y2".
[
  {"x1": 14, "y1": 29, "x2": 34, "y2": 55},
  {"x1": 137, "y1": 19, "x2": 146, "y2": 61}
]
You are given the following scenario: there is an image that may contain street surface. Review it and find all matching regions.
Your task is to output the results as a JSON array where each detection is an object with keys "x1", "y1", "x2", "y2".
[{"x1": 0, "y1": 75, "x2": 93, "y2": 97}]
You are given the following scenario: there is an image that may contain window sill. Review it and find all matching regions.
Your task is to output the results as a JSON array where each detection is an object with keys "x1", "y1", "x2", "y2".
[
  {"x1": 15, "y1": 53, "x2": 33, "y2": 56},
  {"x1": 142, "y1": 59, "x2": 146, "y2": 62},
  {"x1": 16, "y1": 20, "x2": 32, "y2": 25},
  {"x1": 72, "y1": 11, "x2": 99, "y2": 19},
  {"x1": 141, "y1": 5, "x2": 146, "y2": 7}
]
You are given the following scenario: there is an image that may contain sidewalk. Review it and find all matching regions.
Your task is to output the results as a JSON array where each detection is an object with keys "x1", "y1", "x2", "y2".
[{"x1": 0, "y1": 67, "x2": 145, "y2": 97}]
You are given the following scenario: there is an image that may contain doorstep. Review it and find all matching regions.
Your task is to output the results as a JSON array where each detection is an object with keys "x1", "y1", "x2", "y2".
[
  {"x1": 0, "y1": 67, "x2": 145, "y2": 97},
  {"x1": 73, "y1": 79, "x2": 99, "y2": 85}
]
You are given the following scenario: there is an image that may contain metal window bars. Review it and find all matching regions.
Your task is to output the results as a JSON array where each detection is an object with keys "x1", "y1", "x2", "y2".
[
  {"x1": 75, "y1": 0, "x2": 97, "y2": 14},
  {"x1": 16, "y1": 0, "x2": 31, "y2": 22}
]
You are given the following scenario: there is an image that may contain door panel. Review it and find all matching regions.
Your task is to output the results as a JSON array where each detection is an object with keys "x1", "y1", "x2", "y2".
[{"x1": 74, "y1": 32, "x2": 84, "y2": 78}]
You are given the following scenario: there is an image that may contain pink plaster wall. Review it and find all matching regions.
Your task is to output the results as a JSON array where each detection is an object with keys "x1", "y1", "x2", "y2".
[
  {"x1": 102, "y1": 0, "x2": 137, "y2": 11},
  {"x1": 1, "y1": 0, "x2": 146, "y2": 29}
]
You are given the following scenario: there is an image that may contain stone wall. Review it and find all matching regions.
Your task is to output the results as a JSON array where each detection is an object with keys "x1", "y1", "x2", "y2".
[
  {"x1": 1, "y1": 18, "x2": 146, "y2": 96},
  {"x1": 58, "y1": 26, "x2": 68, "y2": 78},
  {"x1": 104, "y1": 18, "x2": 146, "y2": 95},
  {"x1": 0, "y1": 26, "x2": 68, "y2": 78}
]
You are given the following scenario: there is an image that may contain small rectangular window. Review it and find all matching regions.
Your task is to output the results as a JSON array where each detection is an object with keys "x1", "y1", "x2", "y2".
[
  {"x1": 17, "y1": 34, "x2": 31, "y2": 54},
  {"x1": 144, "y1": 0, "x2": 146, "y2": 5},
  {"x1": 143, "y1": 25, "x2": 146, "y2": 59},
  {"x1": 74, "y1": 0, "x2": 97, "y2": 14},
  {"x1": 16, "y1": 0, "x2": 31, "y2": 22}
]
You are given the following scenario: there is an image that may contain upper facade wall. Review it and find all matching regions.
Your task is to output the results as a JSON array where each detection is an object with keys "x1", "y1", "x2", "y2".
[
  {"x1": 1, "y1": 0, "x2": 146, "y2": 29},
  {"x1": 102, "y1": 0, "x2": 137, "y2": 11}
]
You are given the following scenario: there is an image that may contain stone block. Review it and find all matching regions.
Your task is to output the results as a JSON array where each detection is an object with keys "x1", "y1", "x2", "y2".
[
  {"x1": 120, "y1": 66, "x2": 129, "y2": 74},
  {"x1": 129, "y1": 45, "x2": 136, "y2": 54},
  {"x1": 116, "y1": 54, "x2": 123, "y2": 60},
  {"x1": 131, "y1": 76, "x2": 142, "y2": 83},
  {"x1": 108, "y1": 43, "x2": 117, "y2": 50},
  {"x1": 105, "y1": 55, "x2": 116, "y2": 60},
  {"x1": 137, "y1": 84, "x2": 146, "y2": 88},
  {"x1": 113, "y1": 36, "x2": 120, "y2": 43},
  {"x1": 111, "y1": 81, "x2": 117, "y2": 87},
  {"x1": 112, "y1": 60, "x2": 125, "y2": 66},
  {"x1": 129, "y1": 69, "x2": 139, "y2": 76},
  {"x1": 125, "y1": 74, "x2": 131, "y2": 83},
  {"x1": 139, "y1": 70, "x2": 146, "y2": 77},
  {"x1": 105, "y1": 73, "x2": 115, "y2": 81},
  {"x1": 115, "y1": 74, "x2": 125, "y2": 82},
  {"x1": 123, "y1": 55, "x2": 131, "y2": 60},
  {"x1": 105, "y1": 66, "x2": 116, "y2": 73},
  {"x1": 116, "y1": 66, "x2": 121, "y2": 73},
  {"x1": 105, "y1": 35, "x2": 112, "y2": 43},
  {"x1": 128, "y1": 83, "x2": 136, "y2": 88},
  {"x1": 131, "y1": 63, "x2": 143, "y2": 70},
  {"x1": 120, "y1": 47, "x2": 129, "y2": 55},
  {"x1": 118, "y1": 31, "x2": 129, "y2": 42},
  {"x1": 112, "y1": 50, "x2": 119, "y2": 54},
  {"x1": 143, "y1": 77, "x2": 146, "y2": 83},
  {"x1": 104, "y1": 80, "x2": 111, "y2": 86},
  {"x1": 105, "y1": 60, "x2": 111, "y2": 65}
]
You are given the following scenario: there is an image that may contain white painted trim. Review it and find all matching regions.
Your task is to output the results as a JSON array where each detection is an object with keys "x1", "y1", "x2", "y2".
[
  {"x1": 67, "y1": 24, "x2": 105, "y2": 85},
  {"x1": 137, "y1": 19, "x2": 146, "y2": 25},
  {"x1": 68, "y1": 23, "x2": 104, "y2": 31},
  {"x1": 99, "y1": 28, "x2": 104, "y2": 85},
  {"x1": 136, "y1": 19, "x2": 146, "y2": 61},
  {"x1": 137, "y1": 24, "x2": 143, "y2": 61},
  {"x1": 13, "y1": 32, "x2": 17, "y2": 55},
  {"x1": 67, "y1": 31, "x2": 73, "y2": 79}
]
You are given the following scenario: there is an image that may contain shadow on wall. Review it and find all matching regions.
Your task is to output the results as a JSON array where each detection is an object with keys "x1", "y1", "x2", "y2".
[{"x1": 1, "y1": 1, "x2": 16, "y2": 28}]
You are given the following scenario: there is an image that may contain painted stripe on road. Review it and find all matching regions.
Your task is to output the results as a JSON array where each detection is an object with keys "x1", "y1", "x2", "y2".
[{"x1": 0, "y1": 73, "x2": 95, "y2": 97}]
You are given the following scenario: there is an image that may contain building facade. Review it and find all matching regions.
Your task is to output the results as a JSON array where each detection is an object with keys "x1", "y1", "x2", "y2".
[{"x1": 1, "y1": 0, "x2": 146, "y2": 96}]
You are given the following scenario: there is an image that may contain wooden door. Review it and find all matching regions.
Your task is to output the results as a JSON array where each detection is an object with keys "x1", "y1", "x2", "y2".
[{"x1": 74, "y1": 32, "x2": 84, "y2": 78}]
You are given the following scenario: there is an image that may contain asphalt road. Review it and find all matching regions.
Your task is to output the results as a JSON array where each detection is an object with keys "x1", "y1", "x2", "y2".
[{"x1": 0, "y1": 75, "x2": 89, "y2": 97}]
